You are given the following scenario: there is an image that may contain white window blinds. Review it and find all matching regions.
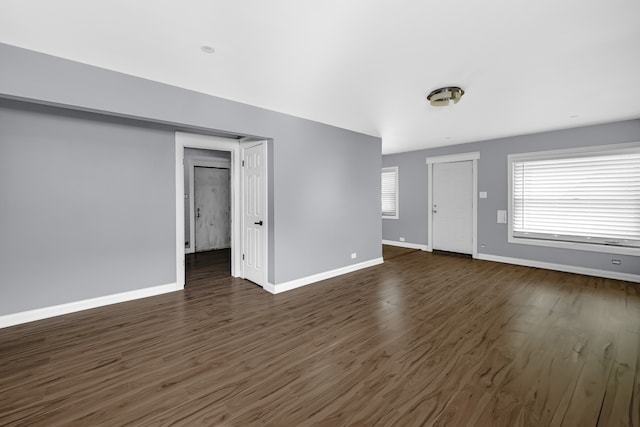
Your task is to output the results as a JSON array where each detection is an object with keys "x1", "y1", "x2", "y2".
[
  {"x1": 512, "y1": 150, "x2": 640, "y2": 248},
  {"x1": 381, "y1": 167, "x2": 398, "y2": 218}
]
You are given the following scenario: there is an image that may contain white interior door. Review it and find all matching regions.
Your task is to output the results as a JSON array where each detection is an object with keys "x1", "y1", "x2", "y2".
[
  {"x1": 432, "y1": 161, "x2": 473, "y2": 254},
  {"x1": 194, "y1": 167, "x2": 231, "y2": 252},
  {"x1": 242, "y1": 143, "x2": 266, "y2": 286}
]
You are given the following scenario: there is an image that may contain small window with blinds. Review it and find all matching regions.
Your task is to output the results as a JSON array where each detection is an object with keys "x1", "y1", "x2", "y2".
[
  {"x1": 508, "y1": 143, "x2": 640, "y2": 255},
  {"x1": 382, "y1": 166, "x2": 399, "y2": 219}
]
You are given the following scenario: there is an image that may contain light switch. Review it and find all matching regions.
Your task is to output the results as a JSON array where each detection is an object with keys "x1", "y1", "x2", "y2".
[
  {"x1": 497, "y1": 210, "x2": 507, "y2": 223},
  {"x1": 479, "y1": 191, "x2": 488, "y2": 199}
]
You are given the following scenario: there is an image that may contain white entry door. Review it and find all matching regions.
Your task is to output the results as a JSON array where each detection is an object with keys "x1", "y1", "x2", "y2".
[
  {"x1": 242, "y1": 143, "x2": 266, "y2": 286},
  {"x1": 194, "y1": 167, "x2": 231, "y2": 252},
  {"x1": 432, "y1": 161, "x2": 473, "y2": 254}
]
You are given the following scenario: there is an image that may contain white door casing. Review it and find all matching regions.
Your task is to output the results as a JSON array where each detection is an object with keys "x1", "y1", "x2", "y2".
[
  {"x1": 242, "y1": 142, "x2": 267, "y2": 286},
  {"x1": 194, "y1": 166, "x2": 231, "y2": 252},
  {"x1": 432, "y1": 161, "x2": 473, "y2": 254},
  {"x1": 426, "y1": 152, "x2": 479, "y2": 258},
  {"x1": 175, "y1": 132, "x2": 241, "y2": 288}
]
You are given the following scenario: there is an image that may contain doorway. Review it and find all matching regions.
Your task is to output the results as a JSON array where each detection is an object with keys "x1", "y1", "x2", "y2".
[
  {"x1": 426, "y1": 152, "x2": 479, "y2": 257},
  {"x1": 184, "y1": 149, "x2": 231, "y2": 255},
  {"x1": 175, "y1": 132, "x2": 269, "y2": 290},
  {"x1": 194, "y1": 166, "x2": 230, "y2": 252}
]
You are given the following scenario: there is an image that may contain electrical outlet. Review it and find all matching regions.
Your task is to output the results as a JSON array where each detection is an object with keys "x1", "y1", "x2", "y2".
[
  {"x1": 399, "y1": 237, "x2": 406, "y2": 242},
  {"x1": 351, "y1": 253, "x2": 357, "y2": 259},
  {"x1": 479, "y1": 191, "x2": 488, "y2": 199}
]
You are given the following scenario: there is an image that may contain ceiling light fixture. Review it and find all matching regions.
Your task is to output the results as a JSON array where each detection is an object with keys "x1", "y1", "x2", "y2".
[
  {"x1": 427, "y1": 86, "x2": 465, "y2": 107},
  {"x1": 200, "y1": 45, "x2": 215, "y2": 54}
]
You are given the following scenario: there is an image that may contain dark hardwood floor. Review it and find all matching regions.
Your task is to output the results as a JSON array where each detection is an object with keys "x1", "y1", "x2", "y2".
[{"x1": 1, "y1": 246, "x2": 639, "y2": 426}]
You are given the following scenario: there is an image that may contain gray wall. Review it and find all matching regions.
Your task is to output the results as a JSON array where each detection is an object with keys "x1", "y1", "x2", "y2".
[
  {"x1": 383, "y1": 119, "x2": 640, "y2": 275},
  {"x1": 0, "y1": 100, "x2": 176, "y2": 314},
  {"x1": 0, "y1": 43, "x2": 382, "y2": 315},
  {"x1": 183, "y1": 148, "x2": 230, "y2": 250}
]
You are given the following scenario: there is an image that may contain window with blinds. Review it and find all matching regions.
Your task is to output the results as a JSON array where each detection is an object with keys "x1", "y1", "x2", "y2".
[
  {"x1": 382, "y1": 166, "x2": 399, "y2": 219},
  {"x1": 509, "y1": 144, "x2": 640, "y2": 254}
]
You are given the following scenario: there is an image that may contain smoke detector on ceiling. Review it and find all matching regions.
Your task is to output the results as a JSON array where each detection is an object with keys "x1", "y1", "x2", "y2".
[{"x1": 427, "y1": 87, "x2": 465, "y2": 107}]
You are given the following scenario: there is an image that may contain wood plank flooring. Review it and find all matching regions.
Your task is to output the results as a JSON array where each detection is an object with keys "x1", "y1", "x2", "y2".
[{"x1": 1, "y1": 246, "x2": 639, "y2": 426}]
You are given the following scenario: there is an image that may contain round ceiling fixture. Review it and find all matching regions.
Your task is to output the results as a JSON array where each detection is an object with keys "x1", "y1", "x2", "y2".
[
  {"x1": 200, "y1": 45, "x2": 215, "y2": 54},
  {"x1": 427, "y1": 86, "x2": 465, "y2": 107}
]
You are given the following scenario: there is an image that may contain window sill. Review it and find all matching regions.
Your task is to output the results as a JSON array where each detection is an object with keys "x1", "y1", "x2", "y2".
[{"x1": 508, "y1": 236, "x2": 639, "y2": 256}]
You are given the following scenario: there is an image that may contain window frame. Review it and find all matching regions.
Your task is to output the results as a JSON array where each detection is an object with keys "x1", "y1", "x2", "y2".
[
  {"x1": 381, "y1": 166, "x2": 399, "y2": 219},
  {"x1": 507, "y1": 141, "x2": 640, "y2": 256}
]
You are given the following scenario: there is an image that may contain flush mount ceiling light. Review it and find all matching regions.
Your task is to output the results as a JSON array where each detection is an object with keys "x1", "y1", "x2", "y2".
[
  {"x1": 427, "y1": 86, "x2": 465, "y2": 107},
  {"x1": 200, "y1": 45, "x2": 215, "y2": 54}
]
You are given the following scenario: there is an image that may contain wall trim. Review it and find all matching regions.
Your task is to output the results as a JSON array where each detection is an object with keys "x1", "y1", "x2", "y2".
[
  {"x1": 425, "y1": 151, "x2": 480, "y2": 165},
  {"x1": 0, "y1": 282, "x2": 181, "y2": 329},
  {"x1": 477, "y1": 253, "x2": 640, "y2": 284},
  {"x1": 265, "y1": 257, "x2": 384, "y2": 294},
  {"x1": 263, "y1": 283, "x2": 277, "y2": 293},
  {"x1": 382, "y1": 239, "x2": 429, "y2": 251}
]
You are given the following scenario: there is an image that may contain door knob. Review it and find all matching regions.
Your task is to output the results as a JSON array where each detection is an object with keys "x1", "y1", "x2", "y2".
[
  {"x1": 254, "y1": 220, "x2": 263, "y2": 226},
  {"x1": 433, "y1": 209, "x2": 437, "y2": 213},
  {"x1": 197, "y1": 208, "x2": 201, "y2": 218}
]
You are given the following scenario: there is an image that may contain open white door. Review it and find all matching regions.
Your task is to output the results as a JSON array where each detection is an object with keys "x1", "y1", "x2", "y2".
[{"x1": 242, "y1": 142, "x2": 267, "y2": 286}]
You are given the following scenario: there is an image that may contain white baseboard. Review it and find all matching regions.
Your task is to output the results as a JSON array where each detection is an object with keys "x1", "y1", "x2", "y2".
[
  {"x1": 0, "y1": 282, "x2": 182, "y2": 329},
  {"x1": 382, "y1": 240, "x2": 429, "y2": 251},
  {"x1": 477, "y1": 253, "x2": 640, "y2": 284},
  {"x1": 266, "y1": 257, "x2": 384, "y2": 294}
]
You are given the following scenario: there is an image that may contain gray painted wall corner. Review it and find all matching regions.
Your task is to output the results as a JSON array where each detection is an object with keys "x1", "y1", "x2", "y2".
[
  {"x1": 0, "y1": 99, "x2": 176, "y2": 315},
  {"x1": 0, "y1": 43, "x2": 383, "y2": 316},
  {"x1": 383, "y1": 119, "x2": 640, "y2": 276}
]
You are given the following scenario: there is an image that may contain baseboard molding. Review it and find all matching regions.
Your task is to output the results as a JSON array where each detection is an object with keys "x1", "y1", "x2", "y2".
[
  {"x1": 263, "y1": 282, "x2": 276, "y2": 293},
  {"x1": 266, "y1": 257, "x2": 384, "y2": 294},
  {"x1": 0, "y1": 282, "x2": 182, "y2": 329},
  {"x1": 477, "y1": 253, "x2": 640, "y2": 284},
  {"x1": 382, "y1": 240, "x2": 429, "y2": 251}
]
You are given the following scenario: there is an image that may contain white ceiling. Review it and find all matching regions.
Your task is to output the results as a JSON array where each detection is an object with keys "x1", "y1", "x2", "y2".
[{"x1": 1, "y1": 1, "x2": 639, "y2": 154}]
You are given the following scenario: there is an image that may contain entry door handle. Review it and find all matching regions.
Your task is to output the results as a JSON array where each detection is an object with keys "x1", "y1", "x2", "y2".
[{"x1": 254, "y1": 220, "x2": 263, "y2": 226}]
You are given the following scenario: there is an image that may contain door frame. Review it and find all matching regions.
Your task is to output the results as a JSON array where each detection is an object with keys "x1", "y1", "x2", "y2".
[
  {"x1": 426, "y1": 152, "x2": 479, "y2": 258},
  {"x1": 186, "y1": 158, "x2": 231, "y2": 254},
  {"x1": 175, "y1": 131, "x2": 269, "y2": 289}
]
